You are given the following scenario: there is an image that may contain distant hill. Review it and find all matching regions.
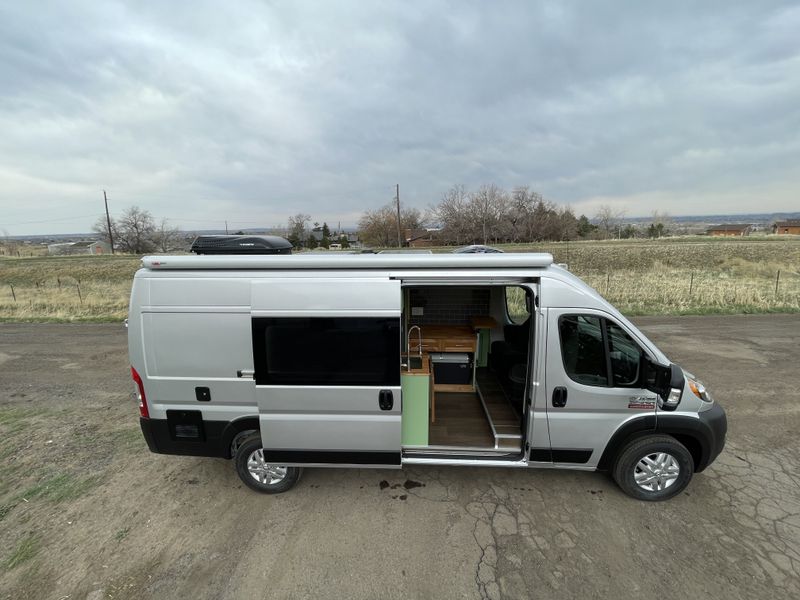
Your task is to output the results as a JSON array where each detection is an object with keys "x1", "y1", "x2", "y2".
[
  {"x1": 625, "y1": 211, "x2": 800, "y2": 225},
  {"x1": 6, "y1": 213, "x2": 797, "y2": 241}
]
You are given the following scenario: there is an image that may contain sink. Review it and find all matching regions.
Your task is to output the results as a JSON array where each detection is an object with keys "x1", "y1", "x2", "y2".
[{"x1": 408, "y1": 356, "x2": 424, "y2": 370}]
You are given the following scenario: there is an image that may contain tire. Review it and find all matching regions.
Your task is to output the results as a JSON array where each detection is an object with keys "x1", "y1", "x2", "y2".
[
  {"x1": 234, "y1": 434, "x2": 301, "y2": 494},
  {"x1": 612, "y1": 435, "x2": 694, "y2": 501}
]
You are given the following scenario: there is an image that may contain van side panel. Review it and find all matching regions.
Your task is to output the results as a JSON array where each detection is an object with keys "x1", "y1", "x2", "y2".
[
  {"x1": 132, "y1": 275, "x2": 257, "y2": 457},
  {"x1": 141, "y1": 312, "x2": 255, "y2": 420}
]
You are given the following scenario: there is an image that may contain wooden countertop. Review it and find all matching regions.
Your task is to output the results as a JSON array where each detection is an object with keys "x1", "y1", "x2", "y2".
[
  {"x1": 414, "y1": 324, "x2": 474, "y2": 338},
  {"x1": 408, "y1": 324, "x2": 478, "y2": 354}
]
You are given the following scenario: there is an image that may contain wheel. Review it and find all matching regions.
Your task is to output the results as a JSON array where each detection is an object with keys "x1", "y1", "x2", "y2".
[
  {"x1": 234, "y1": 434, "x2": 301, "y2": 494},
  {"x1": 612, "y1": 435, "x2": 694, "y2": 501}
]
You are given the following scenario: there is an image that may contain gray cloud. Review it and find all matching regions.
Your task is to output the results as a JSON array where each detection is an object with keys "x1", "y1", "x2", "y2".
[{"x1": 1, "y1": 0, "x2": 799, "y2": 235}]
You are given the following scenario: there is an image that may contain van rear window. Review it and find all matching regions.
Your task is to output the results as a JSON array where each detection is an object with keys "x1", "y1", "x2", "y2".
[{"x1": 252, "y1": 317, "x2": 400, "y2": 386}]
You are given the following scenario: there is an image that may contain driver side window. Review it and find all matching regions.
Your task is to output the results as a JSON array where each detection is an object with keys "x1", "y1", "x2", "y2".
[
  {"x1": 606, "y1": 320, "x2": 642, "y2": 386},
  {"x1": 558, "y1": 314, "x2": 644, "y2": 388}
]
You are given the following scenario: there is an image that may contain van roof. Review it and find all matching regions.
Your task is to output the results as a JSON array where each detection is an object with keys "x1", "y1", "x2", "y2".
[{"x1": 140, "y1": 253, "x2": 554, "y2": 270}]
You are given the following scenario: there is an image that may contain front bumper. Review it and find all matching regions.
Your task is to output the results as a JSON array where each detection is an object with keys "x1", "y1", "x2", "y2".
[{"x1": 698, "y1": 402, "x2": 727, "y2": 471}]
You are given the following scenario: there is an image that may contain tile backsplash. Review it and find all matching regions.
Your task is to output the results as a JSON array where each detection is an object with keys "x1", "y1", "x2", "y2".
[{"x1": 408, "y1": 287, "x2": 490, "y2": 325}]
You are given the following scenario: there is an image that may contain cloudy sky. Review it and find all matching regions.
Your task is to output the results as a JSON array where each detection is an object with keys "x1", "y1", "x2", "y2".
[{"x1": 1, "y1": 1, "x2": 799, "y2": 235}]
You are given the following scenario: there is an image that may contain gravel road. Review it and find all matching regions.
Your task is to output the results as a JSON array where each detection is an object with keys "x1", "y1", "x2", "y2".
[{"x1": 1, "y1": 315, "x2": 799, "y2": 599}]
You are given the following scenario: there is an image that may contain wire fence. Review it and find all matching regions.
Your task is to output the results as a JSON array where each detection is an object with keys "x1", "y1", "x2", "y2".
[{"x1": 580, "y1": 268, "x2": 800, "y2": 314}]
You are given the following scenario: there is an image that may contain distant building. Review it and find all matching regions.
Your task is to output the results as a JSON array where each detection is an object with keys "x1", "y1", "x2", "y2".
[
  {"x1": 47, "y1": 240, "x2": 111, "y2": 255},
  {"x1": 706, "y1": 224, "x2": 753, "y2": 237},
  {"x1": 772, "y1": 220, "x2": 800, "y2": 235},
  {"x1": 404, "y1": 228, "x2": 440, "y2": 248}
]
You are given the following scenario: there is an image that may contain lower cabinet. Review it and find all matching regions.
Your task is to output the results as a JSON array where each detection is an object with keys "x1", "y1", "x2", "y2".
[{"x1": 401, "y1": 373, "x2": 429, "y2": 446}]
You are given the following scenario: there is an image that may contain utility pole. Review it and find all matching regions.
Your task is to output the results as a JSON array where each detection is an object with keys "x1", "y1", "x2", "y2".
[
  {"x1": 395, "y1": 183, "x2": 402, "y2": 248},
  {"x1": 103, "y1": 190, "x2": 115, "y2": 254},
  {"x1": 225, "y1": 220, "x2": 229, "y2": 234}
]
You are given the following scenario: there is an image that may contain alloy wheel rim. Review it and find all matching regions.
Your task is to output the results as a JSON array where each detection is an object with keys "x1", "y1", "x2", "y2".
[
  {"x1": 246, "y1": 449, "x2": 288, "y2": 485},
  {"x1": 634, "y1": 452, "x2": 680, "y2": 492}
]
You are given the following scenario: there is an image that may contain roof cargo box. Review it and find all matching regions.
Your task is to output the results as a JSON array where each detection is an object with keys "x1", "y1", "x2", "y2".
[{"x1": 190, "y1": 235, "x2": 293, "y2": 255}]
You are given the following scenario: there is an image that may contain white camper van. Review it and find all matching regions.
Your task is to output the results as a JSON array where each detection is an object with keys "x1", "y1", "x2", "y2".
[{"x1": 128, "y1": 252, "x2": 726, "y2": 501}]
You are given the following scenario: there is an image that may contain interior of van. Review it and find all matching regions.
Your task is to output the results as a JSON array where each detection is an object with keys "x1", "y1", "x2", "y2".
[{"x1": 400, "y1": 284, "x2": 534, "y2": 457}]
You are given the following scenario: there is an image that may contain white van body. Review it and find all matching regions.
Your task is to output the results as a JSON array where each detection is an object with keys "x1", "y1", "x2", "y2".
[{"x1": 128, "y1": 253, "x2": 725, "y2": 500}]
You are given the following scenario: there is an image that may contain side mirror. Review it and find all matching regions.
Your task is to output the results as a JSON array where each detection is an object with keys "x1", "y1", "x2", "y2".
[{"x1": 640, "y1": 356, "x2": 685, "y2": 411}]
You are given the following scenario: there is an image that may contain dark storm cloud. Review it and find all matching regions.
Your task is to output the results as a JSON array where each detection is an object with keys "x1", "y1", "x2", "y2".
[{"x1": 1, "y1": 1, "x2": 798, "y2": 234}]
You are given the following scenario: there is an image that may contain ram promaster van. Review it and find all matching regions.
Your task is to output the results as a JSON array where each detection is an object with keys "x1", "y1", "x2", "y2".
[{"x1": 128, "y1": 252, "x2": 726, "y2": 501}]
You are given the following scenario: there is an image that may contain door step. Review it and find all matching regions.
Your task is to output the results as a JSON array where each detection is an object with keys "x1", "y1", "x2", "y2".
[{"x1": 475, "y1": 369, "x2": 523, "y2": 450}]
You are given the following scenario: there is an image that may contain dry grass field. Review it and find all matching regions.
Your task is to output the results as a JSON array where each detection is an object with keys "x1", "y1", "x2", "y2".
[{"x1": 0, "y1": 236, "x2": 799, "y2": 321}]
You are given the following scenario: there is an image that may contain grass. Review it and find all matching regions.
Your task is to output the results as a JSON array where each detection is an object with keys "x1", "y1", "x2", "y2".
[
  {"x1": 0, "y1": 503, "x2": 16, "y2": 522},
  {"x1": 1, "y1": 237, "x2": 799, "y2": 319},
  {"x1": 3, "y1": 535, "x2": 39, "y2": 570},
  {"x1": 18, "y1": 473, "x2": 101, "y2": 503}
]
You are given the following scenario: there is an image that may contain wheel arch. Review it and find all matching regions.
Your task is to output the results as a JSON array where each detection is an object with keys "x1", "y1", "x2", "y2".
[
  {"x1": 597, "y1": 415, "x2": 656, "y2": 471},
  {"x1": 220, "y1": 416, "x2": 260, "y2": 458},
  {"x1": 598, "y1": 413, "x2": 715, "y2": 473}
]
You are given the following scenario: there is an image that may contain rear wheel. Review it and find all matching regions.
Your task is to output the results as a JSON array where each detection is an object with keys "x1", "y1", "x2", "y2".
[
  {"x1": 234, "y1": 434, "x2": 301, "y2": 494},
  {"x1": 612, "y1": 435, "x2": 693, "y2": 501}
]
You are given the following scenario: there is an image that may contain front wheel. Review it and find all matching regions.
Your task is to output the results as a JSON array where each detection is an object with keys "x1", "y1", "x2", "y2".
[
  {"x1": 612, "y1": 435, "x2": 694, "y2": 501},
  {"x1": 234, "y1": 434, "x2": 301, "y2": 494}
]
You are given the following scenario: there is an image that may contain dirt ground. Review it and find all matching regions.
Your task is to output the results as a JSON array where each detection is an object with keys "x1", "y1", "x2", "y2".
[{"x1": 1, "y1": 315, "x2": 799, "y2": 600}]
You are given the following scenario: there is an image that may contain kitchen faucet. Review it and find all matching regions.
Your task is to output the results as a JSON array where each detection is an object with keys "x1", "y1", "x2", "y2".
[{"x1": 406, "y1": 325, "x2": 422, "y2": 370}]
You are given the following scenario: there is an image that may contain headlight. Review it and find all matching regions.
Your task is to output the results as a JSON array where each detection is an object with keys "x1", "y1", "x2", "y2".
[{"x1": 688, "y1": 378, "x2": 712, "y2": 402}]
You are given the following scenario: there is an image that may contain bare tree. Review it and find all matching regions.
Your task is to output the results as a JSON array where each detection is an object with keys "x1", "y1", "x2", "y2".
[
  {"x1": 594, "y1": 204, "x2": 627, "y2": 239},
  {"x1": 1, "y1": 229, "x2": 20, "y2": 256},
  {"x1": 435, "y1": 184, "x2": 470, "y2": 244},
  {"x1": 376, "y1": 183, "x2": 583, "y2": 247},
  {"x1": 152, "y1": 218, "x2": 183, "y2": 252},
  {"x1": 467, "y1": 184, "x2": 507, "y2": 244},
  {"x1": 92, "y1": 214, "x2": 119, "y2": 249},
  {"x1": 287, "y1": 213, "x2": 311, "y2": 248},
  {"x1": 114, "y1": 206, "x2": 156, "y2": 254},
  {"x1": 359, "y1": 203, "x2": 424, "y2": 247}
]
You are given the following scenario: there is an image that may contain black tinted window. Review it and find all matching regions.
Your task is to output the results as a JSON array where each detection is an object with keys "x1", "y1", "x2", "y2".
[
  {"x1": 558, "y1": 315, "x2": 609, "y2": 386},
  {"x1": 606, "y1": 321, "x2": 642, "y2": 387},
  {"x1": 559, "y1": 315, "x2": 645, "y2": 388},
  {"x1": 252, "y1": 317, "x2": 400, "y2": 386}
]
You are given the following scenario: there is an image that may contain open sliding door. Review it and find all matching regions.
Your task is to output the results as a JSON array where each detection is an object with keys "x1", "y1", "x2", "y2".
[{"x1": 251, "y1": 277, "x2": 402, "y2": 467}]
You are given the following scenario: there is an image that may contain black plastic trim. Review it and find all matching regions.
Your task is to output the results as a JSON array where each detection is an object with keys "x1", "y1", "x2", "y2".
[
  {"x1": 551, "y1": 449, "x2": 593, "y2": 464},
  {"x1": 595, "y1": 405, "x2": 727, "y2": 473},
  {"x1": 139, "y1": 417, "x2": 228, "y2": 458},
  {"x1": 529, "y1": 448, "x2": 552, "y2": 462},
  {"x1": 657, "y1": 403, "x2": 727, "y2": 472},
  {"x1": 220, "y1": 416, "x2": 261, "y2": 458},
  {"x1": 262, "y1": 450, "x2": 401, "y2": 465},
  {"x1": 597, "y1": 415, "x2": 657, "y2": 471}
]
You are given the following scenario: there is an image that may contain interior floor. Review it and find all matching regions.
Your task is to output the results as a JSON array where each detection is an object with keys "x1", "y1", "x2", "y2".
[
  {"x1": 428, "y1": 392, "x2": 521, "y2": 450},
  {"x1": 428, "y1": 393, "x2": 494, "y2": 447}
]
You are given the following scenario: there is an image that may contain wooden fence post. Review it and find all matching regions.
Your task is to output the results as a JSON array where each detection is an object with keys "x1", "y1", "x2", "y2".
[
  {"x1": 606, "y1": 273, "x2": 610, "y2": 295},
  {"x1": 689, "y1": 272, "x2": 694, "y2": 296},
  {"x1": 9, "y1": 284, "x2": 16, "y2": 302},
  {"x1": 76, "y1": 282, "x2": 83, "y2": 305},
  {"x1": 775, "y1": 270, "x2": 781, "y2": 295}
]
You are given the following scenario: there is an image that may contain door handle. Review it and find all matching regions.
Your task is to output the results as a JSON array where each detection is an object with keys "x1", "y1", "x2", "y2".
[
  {"x1": 552, "y1": 386, "x2": 567, "y2": 408},
  {"x1": 379, "y1": 389, "x2": 394, "y2": 411},
  {"x1": 237, "y1": 369, "x2": 254, "y2": 379}
]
